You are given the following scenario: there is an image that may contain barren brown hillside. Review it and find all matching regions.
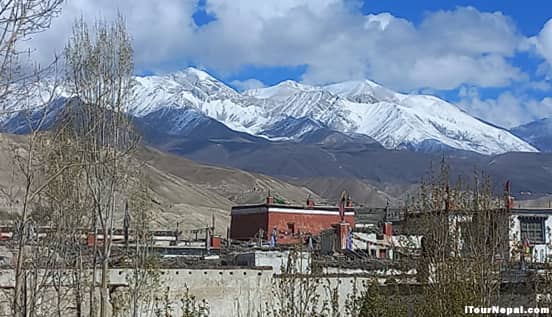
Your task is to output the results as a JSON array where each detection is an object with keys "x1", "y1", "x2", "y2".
[{"x1": 0, "y1": 133, "x2": 320, "y2": 237}]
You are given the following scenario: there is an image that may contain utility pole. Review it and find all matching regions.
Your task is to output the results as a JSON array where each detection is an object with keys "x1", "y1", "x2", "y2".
[
  {"x1": 258, "y1": 228, "x2": 264, "y2": 247},
  {"x1": 206, "y1": 226, "x2": 211, "y2": 253},
  {"x1": 123, "y1": 201, "x2": 130, "y2": 249},
  {"x1": 226, "y1": 226, "x2": 231, "y2": 248}
]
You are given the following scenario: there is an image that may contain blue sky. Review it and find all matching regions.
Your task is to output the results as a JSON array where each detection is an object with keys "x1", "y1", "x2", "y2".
[
  {"x1": 27, "y1": 0, "x2": 552, "y2": 128},
  {"x1": 362, "y1": 1, "x2": 549, "y2": 34}
]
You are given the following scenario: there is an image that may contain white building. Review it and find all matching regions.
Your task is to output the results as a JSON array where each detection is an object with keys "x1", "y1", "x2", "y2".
[
  {"x1": 509, "y1": 208, "x2": 552, "y2": 264},
  {"x1": 352, "y1": 231, "x2": 422, "y2": 260},
  {"x1": 234, "y1": 250, "x2": 311, "y2": 274}
]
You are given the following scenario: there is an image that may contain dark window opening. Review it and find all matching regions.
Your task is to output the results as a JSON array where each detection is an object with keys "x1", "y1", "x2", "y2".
[
  {"x1": 520, "y1": 216, "x2": 546, "y2": 245},
  {"x1": 287, "y1": 223, "x2": 295, "y2": 235}
]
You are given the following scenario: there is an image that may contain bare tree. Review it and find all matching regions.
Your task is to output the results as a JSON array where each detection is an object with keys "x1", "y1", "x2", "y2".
[
  {"x1": 126, "y1": 173, "x2": 162, "y2": 317},
  {"x1": 36, "y1": 116, "x2": 95, "y2": 317},
  {"x1": 345, "y1": 279, "x2": 408, "y2": 317},
  {"x1": 262, "y1": 248, "x2": 338, "y2": 317},
  {"x1": 64, "y1": 14, "x2": 138, "y2": 317},
  {"x1": 0, "y1": 0, "x2": 64, "y2": 114},
  {"x1": 342, "y1": 161, "x2": 514, "y2": 317},
  {"x1": 2, "y1": 69, "x2": 66, "y2": 317},
  {"x1": 0, "y1": 2, "x2": 66, "y2": 315},
  {"x1": 402, "y1": 162, "x2": 510, "y2": 316}
]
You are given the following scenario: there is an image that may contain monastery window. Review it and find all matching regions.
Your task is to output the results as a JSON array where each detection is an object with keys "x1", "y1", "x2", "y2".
[
  {"x1": 287, "y1": 223, "x2": 295, "y2": 235},
  {"x1": 520, "y1": 216, "x2": 546, "y2": 245}
]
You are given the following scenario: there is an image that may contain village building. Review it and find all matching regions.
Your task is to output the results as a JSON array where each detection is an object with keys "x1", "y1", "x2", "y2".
[
  {"x1": 509, "y1": 208, "x2": 552, "y2": 264},
  {"x1": 230, "y1": 195, "x2": 355, "y2": 244}
]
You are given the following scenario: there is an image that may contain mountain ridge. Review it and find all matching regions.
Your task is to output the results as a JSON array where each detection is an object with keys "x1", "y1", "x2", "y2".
[
  {"x1": 511, "y1": 118, "x2": 552, "y2": 152},
  {"x1": 0, "y1": 67, "x2": 537, "y2": 156}
]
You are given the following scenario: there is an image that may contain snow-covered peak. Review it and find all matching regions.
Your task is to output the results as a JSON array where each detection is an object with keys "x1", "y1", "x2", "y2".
[
  {"x1": 128, "y1": 69, "x2": 240, "y2": 118},
  {"x1": 325, "y1": 80, "x2": 397, "y2": 104},
  {"x1": 278, "y1": 80, "x2": 311, "y2": 89},
  {"x1": 111, "y1": 71, "x2": 543, "y2": 155},
  {"x1": 241, "y1": 77, "x2": 536, "y2": 154},
  {"x1": 178, "y1": 67, "x2": 215, "y2": 81},
  {"x1": 170, "y1": 68, "x2": 236, "y2": 94},
  {"x1": 245, "y1": 80, "x2": 315, "y2": 100}
]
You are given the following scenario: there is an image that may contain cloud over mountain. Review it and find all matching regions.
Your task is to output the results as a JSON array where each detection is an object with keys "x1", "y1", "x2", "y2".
[{"x1": 192, "y1": 3, "x2": 525, "y2": 90}]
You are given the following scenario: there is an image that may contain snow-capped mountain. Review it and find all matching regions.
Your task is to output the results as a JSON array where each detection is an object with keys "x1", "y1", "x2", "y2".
[
  {"x1": 0, "y1": 67, "x2": 538, "y2": 155},
  {"x1": 243, "y1": 78, "x2": 536, "y2": 154},
  {"x1": 129, "y1": 68, "x2": 270, "y2": 133},
  {"x1": 511, "y1": 118, "x2": 552, "y2": 152},
  {"x1": 260, "y1": 116, "x2": 324, "y2": 140}
]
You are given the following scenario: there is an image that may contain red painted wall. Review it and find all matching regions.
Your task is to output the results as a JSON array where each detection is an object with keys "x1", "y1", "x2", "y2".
[
  {"x1": 211, "y1": 236, "x2": 222, "y2": 249},
  {"x1": 230, "y1": 209, "x2": 354, "y2": 244},
  {"x1": 268, "y1": 212, "x2": 354, "y2": 243}
]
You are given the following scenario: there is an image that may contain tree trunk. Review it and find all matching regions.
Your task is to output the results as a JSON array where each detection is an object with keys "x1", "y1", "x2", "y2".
[{"x1": 99, "y1": 226, "x2": 110, "y2": 317}]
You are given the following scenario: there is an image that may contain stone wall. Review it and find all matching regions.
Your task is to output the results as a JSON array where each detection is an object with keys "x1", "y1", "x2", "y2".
[
  {"x1": 0, "y1": 268, "x2": 375, "y2": 317},
  {"x1": 109, "y1": 268, "x2": 373, "y2": 317}
]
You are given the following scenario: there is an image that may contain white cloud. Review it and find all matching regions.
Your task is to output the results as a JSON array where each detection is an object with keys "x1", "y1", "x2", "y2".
[
  {"x1": 418, "y1": 8, "x2": 520, "y2": 57},
  {"x1": 22, "y1": 1, "x2": 537, "y2": 93},
  {"x1": 407, "y1": 54, "x2": 524, "y2": 90},
  {"x1": 190, "y1": 4, "x2": 525, "y2": 91},
  {"x1": 458, "y1": 87, "x2": 552, "y2": 128},
  {"x1": 536, "y1": 62, "x2": 552, "y2": 80},
  {"x1": 530, "y1": 19, "x2": 552, "y2": 65},
  {"x1": 230, "y1": 79, "x2": 266, "y2": 91},
  {"x1": 21, "y1": 0, "x2": 199, "y2": 73},
  {"x1": 525, "y1": 80, "x2": 551, "y2": 91},
  {"x1": 529, "y1": 19, "x2": 552, "y2": 79}
]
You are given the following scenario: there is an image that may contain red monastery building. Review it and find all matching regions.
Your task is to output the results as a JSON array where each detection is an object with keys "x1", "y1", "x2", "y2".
[{"x1": 230, "y1": 195, "x2": 355, "y2": 244}]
